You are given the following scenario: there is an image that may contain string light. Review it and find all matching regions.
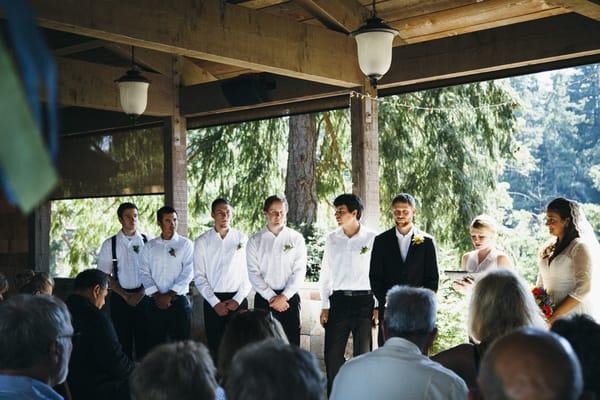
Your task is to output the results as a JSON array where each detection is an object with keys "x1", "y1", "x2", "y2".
[{"x1": 349, "y1": 90, "x2": 517, "y2": 111}]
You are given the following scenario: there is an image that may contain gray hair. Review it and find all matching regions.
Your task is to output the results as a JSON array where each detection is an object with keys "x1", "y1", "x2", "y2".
[
  {"x1": 131, "y1": 341, "x2": 217, "y2": 400},
  {"x1": 384, "y1": 285, "x2": 436, "y2": 338},
  {"x1": 226, "y1": 339, "x2": 325, "y2": 400},
  {"x1": 0, "y1": 294, "x2": 72, "y2": 369},
  {"x1": 469, "y1": 269, "x2": 546, "y2": 343}
]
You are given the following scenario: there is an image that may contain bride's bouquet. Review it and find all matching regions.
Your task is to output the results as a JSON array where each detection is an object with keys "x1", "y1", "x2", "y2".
[{"x1": 532, "y1": 287, "x2": 554, "y2": 319}]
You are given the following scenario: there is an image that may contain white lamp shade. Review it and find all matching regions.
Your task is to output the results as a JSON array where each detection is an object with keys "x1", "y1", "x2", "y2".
[
  {"x1": 117, "y1": 80, "x2": 149, "y2": 116},
  {"x1": 354, "y1": 30, "x2": 396, "y2": 80}
]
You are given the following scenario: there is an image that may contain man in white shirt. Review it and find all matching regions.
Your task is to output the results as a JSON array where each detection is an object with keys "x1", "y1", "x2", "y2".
[
  {"x1": 97, "y1": 202, "x2": 149, "y2": 360},
  {"x1": 247, "y1": 195, "x2": 307, "y2": 346},
  {"x1": 319, "y1": 193, "x2": 378, "y2": 394},
  {"x1": 140, "y1": 206, "x2": 194, "y2": 350},
  {"x1": 194, "y1": 198, "x2": 251, "y2": 359},
  {"x1": 330, "y1": 285, "x2": 468, "y2": 400}
]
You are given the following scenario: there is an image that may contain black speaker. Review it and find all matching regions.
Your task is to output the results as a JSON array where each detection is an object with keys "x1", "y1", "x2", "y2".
[{"x1": 220, "y1": 73, "x2": 276, "y2": 106}]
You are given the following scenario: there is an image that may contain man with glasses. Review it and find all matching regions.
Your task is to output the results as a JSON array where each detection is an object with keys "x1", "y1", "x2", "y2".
[
  {"x1": 66, "y1": 269, "x2": 134, "y2": 400},
  {"x1": 369, "y1": 193, "x2": 439, "y2": 346},
  {"x1": 0, "y1": 295, "x2": 73, "y2": 400}
]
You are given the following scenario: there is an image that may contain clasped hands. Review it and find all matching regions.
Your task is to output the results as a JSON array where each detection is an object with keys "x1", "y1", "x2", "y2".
[
  {"x1": 213, "y1": 299, "x2": 240, "y2": 316},
  {"x1": 125, "y1": 288, "x2": 145, "y2": 307},
  {"x1": 269, "y1": 294, "x2": 289, "y2": 312},
  {"x1": 153, "y1": 291, "x2": 176, "y2": 310}
]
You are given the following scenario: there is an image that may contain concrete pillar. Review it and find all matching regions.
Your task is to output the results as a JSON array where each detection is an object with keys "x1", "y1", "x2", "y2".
[
  {"x1": 164, "y1": 56, "x2": 188, "y2": 236},
  {"x1": 350, "y1": 79, "x2": 380, "y2": 230}
]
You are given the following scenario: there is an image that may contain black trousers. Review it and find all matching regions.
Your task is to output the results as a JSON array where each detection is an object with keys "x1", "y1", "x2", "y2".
[
  {"x1": 324, "y1": 292, "x2": 374, "y2": 394},
  {"x1": 203, "y1": 292, "x2": 248, "y2": 361},
  {"x1": 147, "y1": 294, "x2": 191, "y2": 351},
  {"x1": 254, "y1": 292, "x2": 301, "y2": 346},
  {"x1": 109, "y1": 290, "x2": 150, "y2": 361}
]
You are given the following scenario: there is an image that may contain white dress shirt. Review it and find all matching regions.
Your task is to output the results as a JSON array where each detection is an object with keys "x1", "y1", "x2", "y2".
[
  {"x1": 246, "y1": 226, "x2": 307, "y2": 301},
  {"x1": 330, "y1": 337, "x2": 468, "y2": 400},
  {"x1": 319, "y1": 225, "x2": 377, "y2": 309},
  {"x1": 193, "y1": 228, "x2": 251, "y2": 307},
  {"x1": 97, "y1": 230, "x2": 147, "y2": 289},
  {"x1": 396, "y1": 226, "x2": 415, "y2": 262},
  {"x1": 140, "y1": 233, "x2": 194, "y2": 296}
]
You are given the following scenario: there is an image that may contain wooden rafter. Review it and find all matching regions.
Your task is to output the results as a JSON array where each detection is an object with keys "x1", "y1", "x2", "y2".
[
  {"x1": 546, "y1": 0, "x2": 600, "y2": 20},
  {"x1": 53, "y1": 39, "x2": 106, "y2": 56},
  {"x1": 295, "y1": 0, "x2": 370, "y2": 33},
  {"x1": 28, "y1": 0, "x2": 363, "y2": 87}
]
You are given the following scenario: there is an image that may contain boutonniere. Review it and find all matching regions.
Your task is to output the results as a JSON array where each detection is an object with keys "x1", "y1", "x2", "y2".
[
  {"x1": 132, "y1": 245, "x2": 140, "y2": 254},
  {"x1": 542, "y1": 244, "x2": 555, "y2": 259},
  {"x1": 168, "y1": 247, "x2": 176, "y2": 257},
  {"x1": 412, "y1": 235, "x2": 425, "y2": 245},
  {"x1": 360, "y1": 246, "x2": 369, "y2": 255},
  {"x1": 283, "y1": 244, "x2": 294, "y2": 252},
  {"x1": 237, "y1": 242, "x2": 244, "y2": 250}
]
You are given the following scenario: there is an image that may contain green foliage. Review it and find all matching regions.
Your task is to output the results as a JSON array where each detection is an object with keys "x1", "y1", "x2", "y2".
[
  {"x1": 378, "y1": 82, "x2": 516, "y2": 253},
  {"x1": 289, "y1": 223, "x2": 329, "y2": 282}
]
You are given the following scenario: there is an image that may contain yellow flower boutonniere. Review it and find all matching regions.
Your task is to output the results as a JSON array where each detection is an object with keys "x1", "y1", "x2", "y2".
[{"x1": 412, "y1": 235, "x2": 425, "y2": 246}]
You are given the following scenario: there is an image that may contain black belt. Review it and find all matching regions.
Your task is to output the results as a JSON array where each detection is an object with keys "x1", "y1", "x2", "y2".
[
  {"x1": 333, "y1": 290, "x2": 372, "y2": 296},
  {"x1": 122, "y1": 286, "x2": 143, "y2": 293}
]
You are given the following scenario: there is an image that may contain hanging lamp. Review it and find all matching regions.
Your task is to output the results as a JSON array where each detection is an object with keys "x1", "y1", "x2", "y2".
[{"x1": 115, "y1": 46, "x2": 150, "y2": 118}]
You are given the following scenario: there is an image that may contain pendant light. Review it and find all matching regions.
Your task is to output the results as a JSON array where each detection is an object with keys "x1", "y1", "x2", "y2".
[
  {"x1": 351, "y1": 0, "x2": 399, "y2": 87},
  {"x1": 115, "y1": 47, "x2": 150, "y2": 118}
]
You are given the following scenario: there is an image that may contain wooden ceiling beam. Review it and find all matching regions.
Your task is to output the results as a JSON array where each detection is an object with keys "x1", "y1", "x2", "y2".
[
  {"x1": 387, "y1": 0, "x2": 569, "y2": 46},
  {"x1": 295, "y1": 0, "x2": 370, "y2": 33},
  {"x1": 54, "y1": 57, "x2": 173, "y2": 115},
  {"x1": 28, "y1": 0, "x2": 362, "y2": 87},
  {"x1": 546, "y1": 0, "x2": 600, "y2": 20},
  {"x1": 380, "y1": 13, "x2": 600, "y2": 88},
  {"x1": 53, "y1": 39, "x2": 106, "y2": 56}
]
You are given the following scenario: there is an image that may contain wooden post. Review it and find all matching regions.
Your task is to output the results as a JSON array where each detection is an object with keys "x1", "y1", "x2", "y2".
[
  {"x1": 164, "y1": 56, "x2": 188, "y2": 236},
  {"x1": 351, "y1": 79, "x2": 380, "y2": 230},
  {"x1": 28, "y1": 201, "x2": 51, "y2": 272}
]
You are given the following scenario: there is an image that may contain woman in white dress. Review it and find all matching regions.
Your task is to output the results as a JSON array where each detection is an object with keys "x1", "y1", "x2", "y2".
[
  {"x1": 538, "y1": 198, "x2": 599, "y2": 324},
  {"x1": 453, "y1": 215, "x2": 512, "y2": 291}
]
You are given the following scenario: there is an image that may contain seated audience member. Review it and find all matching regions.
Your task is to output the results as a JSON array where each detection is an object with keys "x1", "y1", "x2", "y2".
[
  {"x1": 0, "y1": 273, "x2": 8, "y2": 301},
  {"x1": 0, "y1": 295, "x2": 73, "y2": 400},
  {"x1": 218, "y1": 309, "x2": 288, "y2": 385},
  {"x1": 16, "y1": 270, "x2": 55, "y2": 295},
  {"x1": 130, "y1": 341, "x2": 218, "y2": 400},
  {"x1": 330, "y1": 286, "x2": 467, "y2": 400},
  {"x1": 66, "y1": 269, "x2": 134, "y2": 400},
  {"x1": 432, "y1": 269, "x2": 545, "y2": 388},
  {"x1": 226, "y1": 339, "x2": 324, "y2": 400},
  {"x1": 551, "y1": 314, "x2": 600, "y2": 399},
  {"x1": 478, "y1": 327, "x2": 583, "y2": 400}
]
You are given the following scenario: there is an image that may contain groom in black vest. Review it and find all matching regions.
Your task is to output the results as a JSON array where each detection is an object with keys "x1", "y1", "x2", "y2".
[{"x1": 369, "y1": 193, "x2": 439, "y2": 345}]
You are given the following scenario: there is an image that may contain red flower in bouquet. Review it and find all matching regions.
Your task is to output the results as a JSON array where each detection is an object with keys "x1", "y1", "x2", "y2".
[{"x1": 532, "y1": 287, "x2": 555, "y2": 319}]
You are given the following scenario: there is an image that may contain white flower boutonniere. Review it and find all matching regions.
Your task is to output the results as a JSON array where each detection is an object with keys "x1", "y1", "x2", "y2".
[
  {"x1": 283, "y1": 244, "x2": 294, "y2": 252},
  {"x1": 360, "y1": 246, "x2": 369, "y2": 255},
  {"x1": 168, "y1": 247, "x2": 176, "y2": 257},
  {"x1": 412, "y1": 235, "x2": 425, "y2": 246}
]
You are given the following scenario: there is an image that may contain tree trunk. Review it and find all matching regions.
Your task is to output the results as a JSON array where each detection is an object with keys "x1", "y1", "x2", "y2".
[{"x1": 285, "y1": 114, "x2": 318, "y2": 225}]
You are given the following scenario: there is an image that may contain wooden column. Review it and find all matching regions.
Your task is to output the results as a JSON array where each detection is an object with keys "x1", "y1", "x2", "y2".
[
  {"x1": 28, "y1": 201, "x2": 50, "y2": 272},
  {"x1": 351, "y1": 80, "x2": 380, "y2": 230},
  {"x1": 164, "y1": 56, "x2": 188, "y2": 236}
]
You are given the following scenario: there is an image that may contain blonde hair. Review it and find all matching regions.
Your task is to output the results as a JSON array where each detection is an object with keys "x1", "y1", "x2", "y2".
[
  {"x1": 470, "y1": 214, "x2": 498, "y2": 234},
  {"x1": 469, "y1": 269, "x2": 545, "y2": 343}
]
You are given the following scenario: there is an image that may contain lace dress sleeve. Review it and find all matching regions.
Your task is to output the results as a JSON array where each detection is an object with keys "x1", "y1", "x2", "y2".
[{"x1": 569, "y1": 241, "x2": 593, "y2": 301}]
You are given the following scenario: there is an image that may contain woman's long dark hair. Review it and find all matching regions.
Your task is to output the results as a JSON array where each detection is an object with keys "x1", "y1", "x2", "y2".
[{"x1": 547, "y1": 197, "x2": 579, "y2": 263}]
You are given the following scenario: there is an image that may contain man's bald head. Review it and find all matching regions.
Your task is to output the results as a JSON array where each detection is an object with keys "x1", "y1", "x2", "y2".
[{"x1": 478, "y1": 328, "x2": 582, "y2": 400}]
